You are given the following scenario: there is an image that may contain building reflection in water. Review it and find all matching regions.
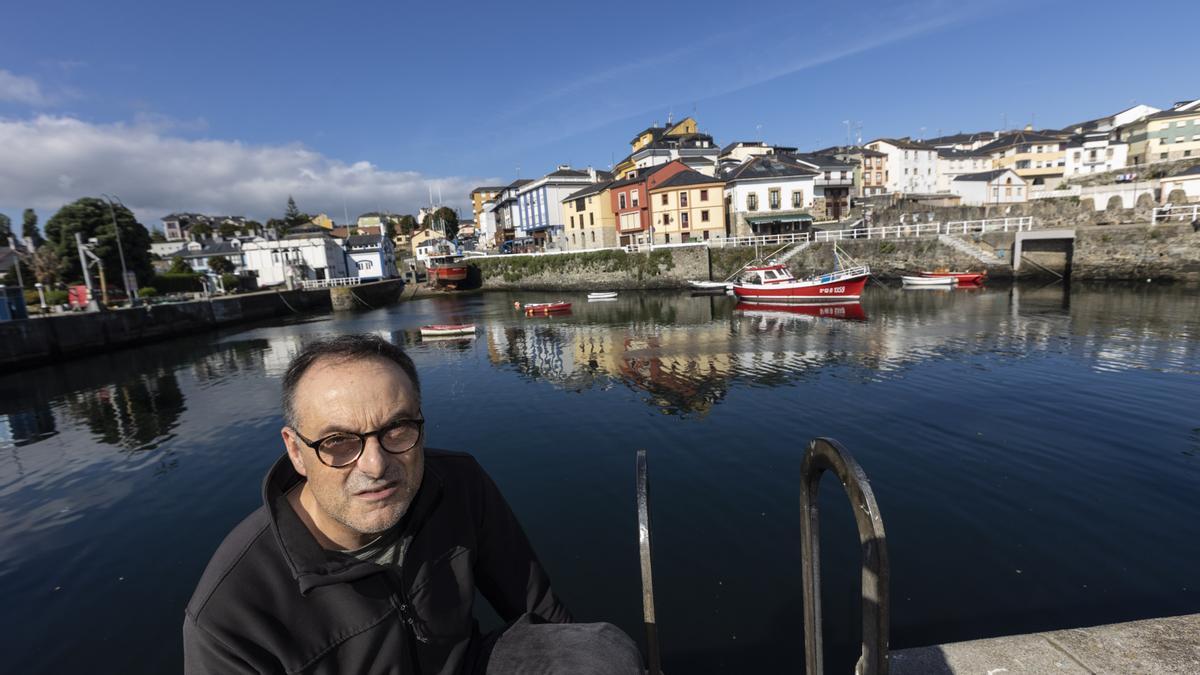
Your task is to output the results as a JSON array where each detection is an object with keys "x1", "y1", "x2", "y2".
[{"x1": 483, "y1": 285, "x2": 1200, "y2": 414}]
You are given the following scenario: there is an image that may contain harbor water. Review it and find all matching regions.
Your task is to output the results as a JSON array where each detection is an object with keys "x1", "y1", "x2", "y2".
[{"x1": 1, "y1": 283, "x2": 1198, "y2": 673}]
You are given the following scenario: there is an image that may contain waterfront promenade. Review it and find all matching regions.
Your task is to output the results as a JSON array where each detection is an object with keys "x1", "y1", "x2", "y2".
[{"x1": 892, "y1": 613, "x2": 1200, "y2": 673}]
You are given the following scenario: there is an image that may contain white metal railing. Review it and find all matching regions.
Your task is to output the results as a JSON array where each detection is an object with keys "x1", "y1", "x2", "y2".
[
  {"x1": 301, "y1": 276, "x2": 363, "y2": 289},
  {"x1": 1153, "y1": 204, "x2": 1200, "y2": 223}
]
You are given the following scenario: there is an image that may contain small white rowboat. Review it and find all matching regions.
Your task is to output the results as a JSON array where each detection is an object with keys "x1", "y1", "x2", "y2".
[
  {"x1": 420, "y1": 324, "x2": 476, "y2": 337},
  {"x1": 901, "y1": 275, "x2": 955, "y2": 286},
  {"x1": 587, "y1": 292, "x2": 618, "y2": 300}
]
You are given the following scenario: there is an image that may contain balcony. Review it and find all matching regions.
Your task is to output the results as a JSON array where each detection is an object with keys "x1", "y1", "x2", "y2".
[{"x1": 815, "y1": 176, "x2": 854, "y2": 187}]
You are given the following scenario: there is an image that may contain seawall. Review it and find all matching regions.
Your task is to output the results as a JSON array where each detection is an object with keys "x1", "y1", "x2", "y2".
[
  {"x1": 0, "y1": 278, "x2": 406, "y2": 371},
  {"x1": 472, "y1": 246, "x2": 708, "y2": 291}
]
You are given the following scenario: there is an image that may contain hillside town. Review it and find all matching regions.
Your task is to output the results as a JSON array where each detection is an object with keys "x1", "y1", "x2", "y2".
[{"x1": 2, "y1": 96, "x2": 1199, "y2": 310}]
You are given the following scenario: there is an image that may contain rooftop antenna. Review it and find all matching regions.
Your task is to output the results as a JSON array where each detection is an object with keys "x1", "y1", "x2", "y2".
[{"x1": 343, "y1": 197, "x2": 350, "y2": 228}]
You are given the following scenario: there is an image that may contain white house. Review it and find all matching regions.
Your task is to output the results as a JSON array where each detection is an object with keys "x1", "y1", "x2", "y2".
[
  {"x1": 950, "y1": 169, "x2": 1027, "y2": 206},
  {"x1": 864, "y1": 138, "x2": 939, "y2": 194},
  {"x1": 516, "y1": 166, "x2": 610, "y2": 250},
  {"x1": 345, "y1": 234, "x2": 398, "y2": 280},
  {"x1": 241, "y1": 232, "x2": 351, "y2": 287},
  {"x1": 1063, "y1": 133, "x2": 1129, "y2": 177},
  {"x1": 168, "y1": 239, "x2": 246, "y2": 274},
  {"x1": 721, "y1": 155, "x2": 819, "y2": 237},
  {"x1": 936, "y1": 150, "x2": 993, "y2": 192}
]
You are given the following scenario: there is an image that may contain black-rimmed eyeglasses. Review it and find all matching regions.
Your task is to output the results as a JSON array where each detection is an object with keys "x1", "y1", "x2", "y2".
[{"x1": 292, "y1": 414, "x2": 424, "y2": 468}]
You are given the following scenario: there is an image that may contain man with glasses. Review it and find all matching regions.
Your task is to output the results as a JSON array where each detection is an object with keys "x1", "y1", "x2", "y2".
[{"x1": 184, "y1": 334, "x2": 641, "y2": 674}]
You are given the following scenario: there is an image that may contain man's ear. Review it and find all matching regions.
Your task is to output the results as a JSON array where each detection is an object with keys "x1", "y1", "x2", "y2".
[{"x1": 281, "y1": 427, "x2": 308, "y2": 477}]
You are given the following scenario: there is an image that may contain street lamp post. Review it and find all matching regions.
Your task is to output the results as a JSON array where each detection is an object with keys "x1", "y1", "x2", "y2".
[
  {"x1": 34, "y1": 282, "x2": 47, "y2": 313},
  {"x1": 101, "y1": 194, "x2": 136, "y2": 306}
]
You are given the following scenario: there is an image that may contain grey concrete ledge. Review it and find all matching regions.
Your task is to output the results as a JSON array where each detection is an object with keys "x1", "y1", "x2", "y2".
[{"x1": 891, "y1": 613, "x2": 1200, "y2": 674}]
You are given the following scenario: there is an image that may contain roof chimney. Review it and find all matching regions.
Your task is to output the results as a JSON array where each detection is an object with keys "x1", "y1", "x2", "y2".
[
  {"x1": 557, "y1": 164, "x2": 570, "y2": 171},
  {"x1": 588, "y1": 166, "x2": 597, "y2": 181}
]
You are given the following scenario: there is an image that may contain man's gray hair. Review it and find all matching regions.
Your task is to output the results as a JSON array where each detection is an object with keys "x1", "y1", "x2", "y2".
[{"x1": 281, "y1": 334, "x2": 421, "y2": 428}]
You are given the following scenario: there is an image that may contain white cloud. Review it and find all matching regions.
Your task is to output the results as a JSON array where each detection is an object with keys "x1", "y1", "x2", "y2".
[
  {"x1": 0, "y1": 69, "x2": 50, "y2": 105},
  {"x1": 0, "y1": 115, "x2": 491, "y2": 224}
]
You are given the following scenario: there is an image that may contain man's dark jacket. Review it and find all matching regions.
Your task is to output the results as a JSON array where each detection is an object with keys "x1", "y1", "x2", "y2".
[{"x1": 183, "y1": 449, "x2": 571, "y2": 674}]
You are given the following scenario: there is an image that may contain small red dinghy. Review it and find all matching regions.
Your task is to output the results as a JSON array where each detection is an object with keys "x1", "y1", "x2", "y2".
[
  {"x1": 920, "y1": 271, "x2": 986, "y2": 285},
  {"x1": 523, "y1": 301, "x2": 572, "y2": 315}
]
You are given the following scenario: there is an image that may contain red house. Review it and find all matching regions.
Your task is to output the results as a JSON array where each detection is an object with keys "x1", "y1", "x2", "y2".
[{"x1": 608, "y1": 160, "x2": 689, "y2": 246}]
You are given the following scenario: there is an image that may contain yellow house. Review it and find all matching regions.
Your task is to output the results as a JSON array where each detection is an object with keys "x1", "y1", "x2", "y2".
[
  {"x1": 310, "y1": 213, "x2": 335, "y2": 230},
  {"x1": 615, "y1": 117, "x2": 703, "y2": 178},
  {"x1": 561, "y1": 181, "x2": 616, "y2": 250},
  {"x1": 1120, "y1": 101, "x2": 1200, "y2": 166},
  {"x1": 408, "y1": 228, "x2": 443, "y2": 257},
  {"x1": 647, "y1": 169, "x2": 726, "y2": 244},
  {"x1": 470, "y1": 185, "x2": 503, "y2": 230},
  {"x1": 977, "y1": 129, "x2": 1069, "y2": 187}
]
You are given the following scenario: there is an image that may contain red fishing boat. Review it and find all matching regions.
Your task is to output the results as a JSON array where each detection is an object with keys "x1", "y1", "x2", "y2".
[
  {"x1": 920, "y1": 270, "x2": 986, "y2": 285},
  {"x1": 731, "y1": 262, "x2": 870, "y2": 302},
  {"x1": 522, "y1": 301, "x2": 572, "y2": 315}
]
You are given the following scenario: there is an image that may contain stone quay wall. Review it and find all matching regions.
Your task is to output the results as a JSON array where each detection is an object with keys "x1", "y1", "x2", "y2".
[{"x1": 472, "y1": 246, "x2": 708, "y2": 290}]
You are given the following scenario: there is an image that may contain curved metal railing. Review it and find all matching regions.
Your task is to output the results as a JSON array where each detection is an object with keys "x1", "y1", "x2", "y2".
[
  {"x1": 636, "y1": 449, "x2": 663, "y2": 675},
  {"x1": 800, "y1": 437, "x2": 890, "y2": 675}
]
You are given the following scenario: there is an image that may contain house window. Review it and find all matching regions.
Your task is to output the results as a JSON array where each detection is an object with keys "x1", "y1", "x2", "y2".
[
  {"x1": 591, "y1": 231, "x2": 595, "y2": 242},
  {"x1": 681, "y1": 213, "x2": 689, "y2": 228},
  {"x1": 792, "y1": 191, "x2": 803, "y2": 208},
  {"x1": 619, "y1": 193, "x2": 627, "y2": 209},
  {"x1": 700, "y1": 189, "x2": 708, "y2": 201},
  {"x1": 747, "y1": 193, "x2": 758, "y2": 211},
  {"x1": 357, "y1": 260, "x2": 373, "y2": 270},
  {"x1": 703, "y1": 230, "x2": 710, "y2": 240},
  {"x1": 769, "y1": 188, "x2": 780, "y2": 209},
  {"x1": 664, "y1": 233, "x2": 671, "y2": 243},
  {"x1": 570, "y1": 216, "x2": 575, "y2": 228},
  {"x1": 680, "y1": 191, "x2": 688, "y2": 207},
  {"x1": 661, "y1": 193, "x2": 669, "y2": 205},
  {"x1": 590, "y1": 213, "x2": 594, "y2": 225},
  {"x1": 1005, "y1": 187, "x2": 1012, "y2": 197},
  {"x1": 701, "y1": 210, "x2": 710, "y2": 222},
  {"x1": 875, "y1": 171, "x2": 881, "y2": 183},
  {"x1": 631, "y1": 189, "x2": 639, "y2": 207}
]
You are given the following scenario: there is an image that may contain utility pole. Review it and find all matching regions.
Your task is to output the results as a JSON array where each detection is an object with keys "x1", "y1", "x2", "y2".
[
  {"x1": 101, "y1": 194, "x2": 136, "y2": 306},
  {"x1": 7, "y1": 235, "x2": 24, "y2": 290}
]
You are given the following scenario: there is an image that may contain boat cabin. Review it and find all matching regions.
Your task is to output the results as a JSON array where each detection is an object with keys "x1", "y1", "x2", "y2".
[{"x1": 742, "y1": 264, "x2": 796, "y2": 284}]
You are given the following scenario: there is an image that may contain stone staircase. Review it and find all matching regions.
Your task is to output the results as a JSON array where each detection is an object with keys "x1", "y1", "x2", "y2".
[
  {"x1": 937, "y1": 234, "x2": 1005, "y2": 266},
  {"x1": 776, "y1": 240, "x2": 815, "y2": 263}
]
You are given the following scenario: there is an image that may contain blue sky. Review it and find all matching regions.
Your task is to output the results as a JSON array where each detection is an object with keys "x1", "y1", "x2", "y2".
[{"x1": 0, "y1": 0, "x2": 1194, "y2": 228}]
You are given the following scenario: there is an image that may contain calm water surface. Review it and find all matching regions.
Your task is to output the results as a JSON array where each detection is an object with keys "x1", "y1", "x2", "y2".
[{"x1": 2, "y1": 284, "x2": 1198, "y2": 673}]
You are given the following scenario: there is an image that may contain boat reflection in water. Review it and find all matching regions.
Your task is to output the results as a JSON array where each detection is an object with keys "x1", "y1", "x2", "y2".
[{"x1": 735, "y1": 301, "x2": 867, "y2": 323}]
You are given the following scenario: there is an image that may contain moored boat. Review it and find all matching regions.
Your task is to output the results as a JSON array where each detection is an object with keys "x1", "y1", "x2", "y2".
[
  {"x1": 420, "y1": 323, "x2": 476, "y2": 337},
  {"x1": 688, "y1": 280, "x2": 732, "y2": 291},
  {"x1": 731, "y1": 263, "x2": 870, "y2": 302},
  {"x1": 921, "y1": 270, "x2": 986, "y2": 285},
  {"x1": 902, "y1": 275, "x2": 955, "y2": 286},
  {"x1": 523, "y1": 301, "x2": 572, "y2": 314},
  {"x1": 587, "y1": 292, "x2": 618, "y2": 300},
  {"x1": 428, "y1": 261, "x2": 470, "y2": 285}
]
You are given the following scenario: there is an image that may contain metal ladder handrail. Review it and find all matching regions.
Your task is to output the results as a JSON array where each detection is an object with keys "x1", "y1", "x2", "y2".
[
  {"x1": 800, "y1": 438, "x2": 890, "y2": 675},
  {"x1": 636, "y1": 449, "x2": 663, "y2": 675}
]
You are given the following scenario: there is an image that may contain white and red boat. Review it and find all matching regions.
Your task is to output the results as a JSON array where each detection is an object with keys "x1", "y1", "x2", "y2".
[
  {"x1": 732, "y1": 262, "x2": 870, "y2": 303},
  {"x1": 428, "y1": 262, "x2": 469, "y2": 285},
  {"x1": 420, "y1": 323, "x2": 476, "y2": 337},
  {"x1": 920, "y1": 270, "x2": 986, "y2": 285},
  {"x1": 522, "y1": 301, "x2": 572, "y2": 315}
]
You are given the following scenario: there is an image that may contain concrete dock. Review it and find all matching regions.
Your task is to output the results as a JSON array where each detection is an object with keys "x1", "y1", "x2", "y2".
[{"x1": 890, "y1": 613, "x2": 1200, "y2": 674}]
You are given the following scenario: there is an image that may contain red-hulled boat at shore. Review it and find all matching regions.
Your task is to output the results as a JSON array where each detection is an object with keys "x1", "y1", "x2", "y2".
[
  {"x1": 731, "y1": 262, "x2": 871, "y2": 303},
  {"x1": 920, "y1": 270, "x2": 986, "y2": 285},
  {"x1": 428, "y1": 261, "x2": 470, "y2": 285}
]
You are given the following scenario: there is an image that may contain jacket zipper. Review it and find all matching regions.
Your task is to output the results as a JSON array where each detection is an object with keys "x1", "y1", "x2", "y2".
[{"x1": 391, "y1": 535, "x2": 430, "y2": 643}]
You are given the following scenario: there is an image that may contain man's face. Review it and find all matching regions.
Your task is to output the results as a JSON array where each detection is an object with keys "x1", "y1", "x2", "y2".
[{"x1": 282, "y1": 356, "x2": 424, "y2": 548}]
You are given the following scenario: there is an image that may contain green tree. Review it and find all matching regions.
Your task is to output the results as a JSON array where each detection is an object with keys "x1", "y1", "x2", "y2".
[
  {"x1": 285, "y1": 196, "x2": 301, "y2": 223},
  {"x1": 22, "y1": 209, "x2": 45, "y2": 249},
  {"x1": 218, "y1": 221, "x2": 240, "y2": 238},
  {"x1": 208, "y1": 255, "x2": 235, "y2": 275},
  {"x1": 149, "y1": 229, "x2": 167, "y2": 243},
  {"x1": 30, "y1": 245, "x2": 61, "y2": 285},
  {"x1": 43, "y1": 197, "x2": 155, "y2": 285},
  {"x1": 167, "y1": 257, "x2": 194, "y2": 274},
  {"x1": 420, "y1": 207, "x2": 459, "y2": 240},
  {"x1": 244, "y1": 220, "x2": 263, "y2": 235},
  {"x1": 397, "y1": 214, "x2": 418, "y2": 236},
  {"x1": 189, "y1": 222, "x2": 213, "y2": 238},
  {"x1": 0, "y1": 213, "x2": 11, "y2": 241}
]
